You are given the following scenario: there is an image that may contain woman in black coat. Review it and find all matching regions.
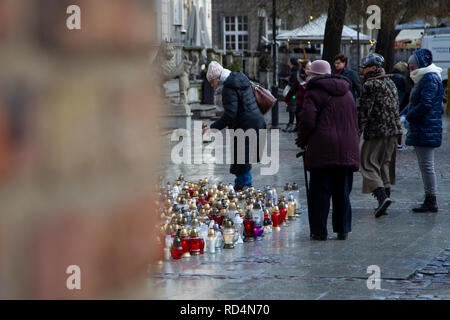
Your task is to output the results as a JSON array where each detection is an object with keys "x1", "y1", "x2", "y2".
[
  {"x1": 283, "y1": 57, "x2": 300, "y2": 132},
  {"x1": 204, "y1": 61, "x2": 266, "y2": 190}
]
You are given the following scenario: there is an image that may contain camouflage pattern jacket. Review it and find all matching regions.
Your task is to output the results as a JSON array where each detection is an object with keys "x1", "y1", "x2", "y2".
[{"x1": 358, "y1": 68, "x2": 402, "y2": 140}]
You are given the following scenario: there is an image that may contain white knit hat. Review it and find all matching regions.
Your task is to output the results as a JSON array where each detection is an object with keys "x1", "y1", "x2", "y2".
[{"x1": 207, "y1": 61, "x2": 224, "y2": 83}]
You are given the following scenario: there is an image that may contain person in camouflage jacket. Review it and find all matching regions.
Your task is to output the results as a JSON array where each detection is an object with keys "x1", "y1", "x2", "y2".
[
  {"x1": 358, "y1": 53, "x2": 402, "y2": 218},
  {"x1": 358, "y1": 68, "x2": 403, "y2": 140}
]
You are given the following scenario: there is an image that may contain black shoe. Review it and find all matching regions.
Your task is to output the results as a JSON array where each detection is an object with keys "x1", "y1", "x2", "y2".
[
  {"x1": 337, "y1": 233, "x2": 348, "y2": 240},
  {"x1": 282, "y1": 124, "x2": 293, "y2": 132},
  {"x1": 385, "y1": 187, "x2": 391, "y2": 198},
  {"x1": 288, "y1": 125, "x2": 298, "y2": 132},
  {"x1": 412, "y1": 194, "x2": 438, "y2": 213},
  {"x1": 372, "y1": 187, "x2": 392, "y2": 218},
  {"x1": 310, "y1": 234, "x2": 327, "y2": 241}
]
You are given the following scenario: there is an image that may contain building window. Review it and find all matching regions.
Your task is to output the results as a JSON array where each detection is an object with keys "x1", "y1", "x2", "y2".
[{"x1": 224, "y1": 16, "x2": 248, "y2": 51}]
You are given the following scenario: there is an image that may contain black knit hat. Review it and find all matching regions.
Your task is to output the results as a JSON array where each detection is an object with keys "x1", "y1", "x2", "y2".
[{"x1": 289, "y1": 57, "x2": 299, "y2": 66}]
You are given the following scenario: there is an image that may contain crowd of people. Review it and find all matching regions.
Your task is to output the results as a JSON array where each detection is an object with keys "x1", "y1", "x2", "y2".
[{"x1": 203, "y1": 48, "x2": 444, "y2": 241}]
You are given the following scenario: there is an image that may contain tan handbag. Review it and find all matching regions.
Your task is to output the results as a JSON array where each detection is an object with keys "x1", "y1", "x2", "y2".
[{"x1": 250, "y1": 82, "x2": 277, "y2": 114}]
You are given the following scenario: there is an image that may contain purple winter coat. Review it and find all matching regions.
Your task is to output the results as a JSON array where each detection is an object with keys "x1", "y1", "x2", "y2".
[{"x1": 297, "y1": 74, "x2": 360, "y2": 171}]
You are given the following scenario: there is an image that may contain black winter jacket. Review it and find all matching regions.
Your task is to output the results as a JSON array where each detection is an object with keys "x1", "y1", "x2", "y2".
[
  {"x1": 211, "y1": 72, "x2": 266, "y2": 131},
  {"x1": 211, "y1": 72, "x2": 266, "y2": 175}
]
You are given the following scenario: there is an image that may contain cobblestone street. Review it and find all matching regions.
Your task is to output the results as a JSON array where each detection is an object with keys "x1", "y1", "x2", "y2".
[{"x1": 144, "y1": 107, "x2": 450, "y2": 300}]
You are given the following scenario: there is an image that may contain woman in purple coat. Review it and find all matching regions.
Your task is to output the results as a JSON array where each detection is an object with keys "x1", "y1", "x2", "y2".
[{"x1": 296, "y1": 60, "x2": 360, "y2": 241}]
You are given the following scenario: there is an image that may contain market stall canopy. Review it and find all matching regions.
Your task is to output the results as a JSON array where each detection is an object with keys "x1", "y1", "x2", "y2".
[
  {"x1": 395, "y1": 28, "x2": 424, "y2": 49},
  {"x1": 277, "y1": 14, "x2": 371, "y2": 42}
]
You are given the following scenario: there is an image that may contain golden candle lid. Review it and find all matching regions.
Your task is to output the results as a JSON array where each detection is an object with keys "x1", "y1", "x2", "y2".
[
  {"x1": 203, "y1": 177, "x2": 209, "y2": 184},
  {"x1": 199, "y1": 208, "x2": 206, "y2": 216},
  {"x1": 279, "y1": 201, "x2": 286, "y2": 209},
  {"x1": 179, "y1": 198, "x2": 187, "y2": 205},
  {"x1": 190, "y1": 228, "x2": 199, "y2": 237},
  {"x1": 208, "y1": 228, "x2": 215, "y2": 237},
  {"x1": 165, "y1": 199, "x2": 172, "y2": 207},
  {"x1": 191, "y1": 211, "x2": 197, "y2": 219},
  {"x1": 264, "y1": 208, "x2": 270, "y2": 215},
  {"x1": 224, "y1": 219, "x2": 234, "y2": 229},
  {"x1": 181, "y1": 217, "x2": 189, "y2": 225},
  {"x1": 220, "y1": 208, "x2": 227, "y2": 217},
  {"x1": 204, "y1": 203, "x2": 211, "y2": 210},
  {"x1": 189, "y1": 203, "x2": 197, "y2": 210},
  {"x1": 180, "y1": 227, "x2": 188, "y2": 237},
  {"x1": 292, "y1": 182, "x2": 299, "y2": 190},
  {"x1": 178, "y1": 175, "x2": 184, "y2": 181},
  {"x1": 229, "y1": 202, "x2": 237, "y2": 211},
  {"x1": 208, "y1": 189, "x2": 214, "y2": 196},
  {"x1": 272, "y1": 205, "x2": 279, "y2": 212},
  {"x1": 232, "y1": 197, "x2": 238, "y2": 203},
  {"x1": 193, "y1": 190, "x2": 199, "y2": 197},
  {"x1": 284, "y1": 183, "x2": 290, "y2": 190},
  {"x1": 191, "y1": 218, "x2": 199, "y2": 227},
  {"x1": 160, "y1": 212, "x2": 166, "y2": 219}
]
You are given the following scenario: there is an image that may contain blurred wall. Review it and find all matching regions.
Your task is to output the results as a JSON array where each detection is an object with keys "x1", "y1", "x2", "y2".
[{"x1": 0, "y1": 0, "x2": 162, "y2": 299}]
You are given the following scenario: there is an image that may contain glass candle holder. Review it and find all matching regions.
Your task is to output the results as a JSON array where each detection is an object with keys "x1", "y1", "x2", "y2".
[
  {"x1": 278, "y1": 202, "x2": 288, "y2": 226},
  {"x1": 189, "y1": 228, "x2": 201, "y2": 255},
  {"x1": 243, "y1": 210, "x2": 255, "y2": 242},
  {"x1": 215, "y1": 231, "x2": 224, "y2": 252},
  {"x1": 271, "y1": 206, "x2": 281, "y2": 231},
  {"x1": 233, "y1": 213, "x2": 244, "y2": 244},
  {"x1": 223, "y1": 219, "x2": 236, "y2": 249},
  {"x1": 206, "y1": 229, "x2": 216, "y2": 254},
  {"x1": 170, "y1": 236, "x2": 184, "y2": 260}
]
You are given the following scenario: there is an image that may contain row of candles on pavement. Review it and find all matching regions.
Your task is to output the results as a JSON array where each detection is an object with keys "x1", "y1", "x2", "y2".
[{"x1": 155, "y1": 176, "x2": 303, "y2": 260}]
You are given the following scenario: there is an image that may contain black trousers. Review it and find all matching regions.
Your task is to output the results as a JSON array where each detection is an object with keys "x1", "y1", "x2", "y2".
[{"x1": 308, "y1": 167, "x2": 353, "y2": 237}]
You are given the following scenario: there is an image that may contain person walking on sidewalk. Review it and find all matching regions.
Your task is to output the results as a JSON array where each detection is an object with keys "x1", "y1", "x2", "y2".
[
  {"x1": 405, "y1": 49, "x2": 443, "y2": 213},
  {"x1": 358, "y1": 53, "x2": 403, "y2": 218},
  {"x1": 203, "y1": 61, "x2": 266, "y2": 191},
  {"x1": 282, "y1": 57, "x2": 300, "y2": 132},
  {"x1": 333, "y1": 53, "x2": 361, "y2": 101},
  {"x1": 285, "y1": 59, "x2": 311, "y2": 132},
  {"x1": 296, "y1": 60, "x2": 359, "y2": 241}
]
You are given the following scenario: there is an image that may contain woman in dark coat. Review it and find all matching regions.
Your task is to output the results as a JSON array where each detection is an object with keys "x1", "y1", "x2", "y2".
[
  {"x1": 296, "y1": 60, "x2": 360, "y2": 241},
  {"x1": 405, "y1": 49, "x2": 444, "y2": 212},
  {"x1": 282, "y1": 57, "x2": 300, "y2": 132},
  {"x1": 204, "y1": 61, "x2": 266, "y2": 190},
  {"x1": 285, "y1": 59, "x2": 311, "y2": 132}
]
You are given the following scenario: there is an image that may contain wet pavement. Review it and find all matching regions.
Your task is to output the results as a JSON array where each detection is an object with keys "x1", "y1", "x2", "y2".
[{"x1": 145, "y1": 106, "x2": 450, "y2": 300}]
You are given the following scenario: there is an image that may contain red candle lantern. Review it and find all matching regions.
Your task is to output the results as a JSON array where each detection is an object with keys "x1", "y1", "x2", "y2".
[
  {"x1": 189, "y1": 228, "x2": 201, "y2": 255},
  {"x1": 180, "y1": 227, "x2": 191, "y2": 258},
  {"x1": 170, "y1": 234, "x2": 184, "y2": 260},
  {"x1": 278, "y1": 201, "x2": 288, "y2": 225},
  {"x1": 243, "y1": 209, "x2": 255, "y2": 242},
  {"x1": 271, "y1": 205, "x2": 281, "y2": 231}
]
